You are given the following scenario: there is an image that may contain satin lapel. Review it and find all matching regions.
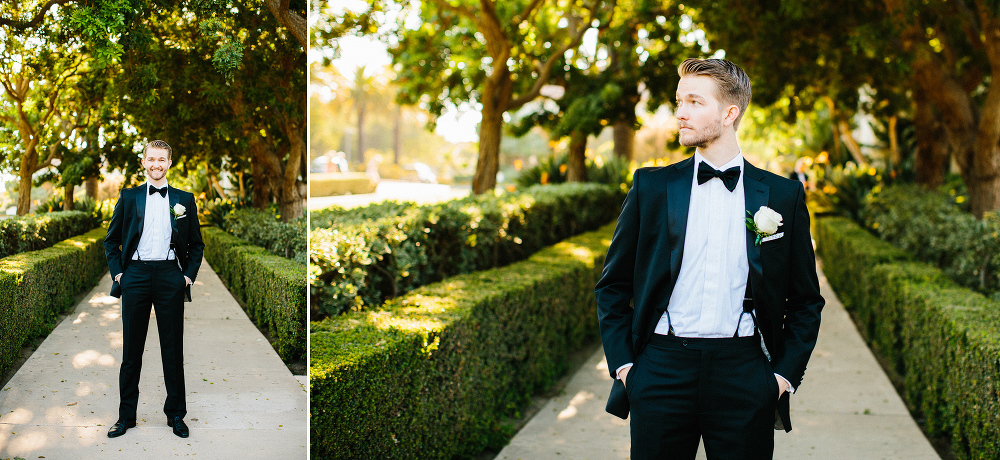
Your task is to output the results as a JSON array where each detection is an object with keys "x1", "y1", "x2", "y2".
[
  {"x1": 743, "y1": 161, "x2": 770, "y2": 306},
  {"x1": 168, "y1": 187, "x2": 180, "y2": 235},
  {"x1": 136, "y1": 186, "x2": 147, "y2": 237},
  {"x1": 667, "y1": 157, "x2": 695, "y2": 293}
]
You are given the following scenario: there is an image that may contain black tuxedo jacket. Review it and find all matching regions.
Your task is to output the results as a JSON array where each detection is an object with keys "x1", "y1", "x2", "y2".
[
  {"x1": 595, "y1": 157, "x2": 824, "y2": 431},
  {"x1": 104, "y1": 184, "x2": 205, "y2": 302}
]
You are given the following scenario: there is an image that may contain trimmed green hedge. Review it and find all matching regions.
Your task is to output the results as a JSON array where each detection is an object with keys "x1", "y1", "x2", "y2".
[
  {"x1": 222, "y1": 208, "x2": 306, "y2": 263},
  {"x1": 0, "y1": 211, "x2": 103, "y2": 258},
  {"x1": 863, "y1": 184, "x2": 1000, "y2": 295},
  {"x1": 0, "y1": 226, "x2": 107, "y2": 378},
  {"x1": 202, "y1": 227, "x2": 306, "y2": 362},
  {"x1": 310, "y1": 182, "x2": 625, "y2": 317},
  {"x1": 309, "y1": 222, "x2": 615, "y2": 459},
  {"x1": 816, "y1": 217, "x2": 1000, "y2": 459}
]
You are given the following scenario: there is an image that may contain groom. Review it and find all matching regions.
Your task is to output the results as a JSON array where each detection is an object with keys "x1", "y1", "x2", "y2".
[
  {"x1": 596, "y1": 59, "x2": 824, "y2": 459},
  {"x1": 104, "y1": 140, "x2": 204, "y2": 439}
]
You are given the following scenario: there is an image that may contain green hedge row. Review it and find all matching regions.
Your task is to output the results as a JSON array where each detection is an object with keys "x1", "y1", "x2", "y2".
[
  {"x1": 202, "y1": 227, "x2": 307, "y2": 362},
  {"x1": 815, "y1": 217, "x2": 1000, "y2": 459},
  {"x1": 0, "y1": 211, "x2": 103, "y2": 258},
  {"x1": 221, "y1": 208, "x2": 307, "y2": 263},
  {"x1": 309, "y1": 222, "x2": 615, "y2": 459},
  {"x1": 0, "y1": 226, "x2": 107, "y2": 378},
  {"x1": 863, "y1": 184, "x2": 1000, "y2": 295},
  {"x1": 310, "y1": 182, "x2": 625, "y2": 317}
]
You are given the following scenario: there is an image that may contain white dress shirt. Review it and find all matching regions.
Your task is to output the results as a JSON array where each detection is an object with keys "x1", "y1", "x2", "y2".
[
  {"x1": 133, "y1": 181, "x2": 176, "y2": 261},
  {"x1": 654, "y1": 150, "x2": 753, "y2": 338}
]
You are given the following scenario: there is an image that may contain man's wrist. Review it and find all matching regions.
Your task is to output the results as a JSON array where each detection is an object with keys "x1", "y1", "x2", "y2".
[
  {"x1": 616, "y1": 363, "x2": 633, "y2": 380},
  {"x1": 774, "y1": 373, "x2": 795, "y2": 393}
]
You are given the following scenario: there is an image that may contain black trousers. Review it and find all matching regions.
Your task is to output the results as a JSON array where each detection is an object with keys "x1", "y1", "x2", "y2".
[
  {"x1": 627, "y1": 333, "x2": 777, "y2": 460},
  {"x1": 118, "y1": 259, "x2": 187, "y2": 420}
]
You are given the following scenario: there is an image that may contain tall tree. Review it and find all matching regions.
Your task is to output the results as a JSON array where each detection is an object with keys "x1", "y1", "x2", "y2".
[
  {"x1": 881, "y1": 0, "x2": 1000, "y2": 218},
  {"x1": 390, "y1": 0, "x2": 612, "y2": 194},
  {"x1": 0, "y1": 21, "x2": 87, "y2": 215}
]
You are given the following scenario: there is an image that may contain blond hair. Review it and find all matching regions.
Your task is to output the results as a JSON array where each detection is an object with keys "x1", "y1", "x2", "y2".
[
  {"x1": 678, "y1": 58, "x2": 752, "y2": 129},
  {"x1": 143, "y1": 139, "x2": 173, "y2": 160}
]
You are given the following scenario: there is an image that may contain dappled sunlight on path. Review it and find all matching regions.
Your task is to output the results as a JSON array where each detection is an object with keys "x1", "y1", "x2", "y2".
[
  {"x1": 0, "y1": 263, "x2": 306, "y2": 459},
  {"x1": 496, "y1": 262, "x2": 942, "y2": 460}
]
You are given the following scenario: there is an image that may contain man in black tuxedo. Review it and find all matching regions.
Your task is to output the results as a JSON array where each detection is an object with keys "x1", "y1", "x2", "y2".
[
  {"x1": 104, "y1": 140, "x2": 205, "y2": 439},
  {"x1": 596, "y1": 59, "x2": 824, "y2": 459}
]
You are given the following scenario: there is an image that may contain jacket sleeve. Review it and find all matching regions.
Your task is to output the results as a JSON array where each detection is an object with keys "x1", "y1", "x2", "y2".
[
  {"x1": 772, "y1": 182, "x2": 825, "y2": 389},
  {"x1": 105, "y1": 190, "x2": 126, "y2": 278},
  {"x1": 183, "y1": 194, "x2": 205, "y2": 282},
  {"x1": 595, "y1": 170, "x2": 641, "y2": 378}
]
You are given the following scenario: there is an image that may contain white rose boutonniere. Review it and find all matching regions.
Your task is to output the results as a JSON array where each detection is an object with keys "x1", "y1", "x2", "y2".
[
  {"x1": 172, "y1": 203, "x2": 187, "y2": 219},
  {"x1": 746, "y1": 206, "x2": 782, "y2": 246}
]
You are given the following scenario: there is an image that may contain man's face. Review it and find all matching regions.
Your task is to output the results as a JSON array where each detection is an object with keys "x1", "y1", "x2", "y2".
[
  {"x1": 675, "y1": 75, "x2": 733, "y2": 149},
  {"x1": 143, "y1": 147, "x2": 171, "y2": 181}
]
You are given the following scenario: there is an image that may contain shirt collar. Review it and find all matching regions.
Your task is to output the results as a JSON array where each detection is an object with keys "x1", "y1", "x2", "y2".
[
  {"x1": 694, "y1": 149, "x2": 744, "y2": 171},
  {"x1": 145, "y1": 180, "x2": 170, "y2": 195}
]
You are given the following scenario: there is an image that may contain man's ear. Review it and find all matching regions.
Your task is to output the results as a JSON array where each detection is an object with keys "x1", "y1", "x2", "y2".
[{"x1": 723, "y1": 105, "x2": 740, "y2": 128}]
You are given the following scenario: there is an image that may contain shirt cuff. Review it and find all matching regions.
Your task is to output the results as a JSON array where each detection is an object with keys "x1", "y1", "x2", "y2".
[
  {"x1": 616, "y1": 363, "x2": 633, "y2": 380},
  {"x1": 774, "y1": 373, "x2": 795, "y2": 393}
]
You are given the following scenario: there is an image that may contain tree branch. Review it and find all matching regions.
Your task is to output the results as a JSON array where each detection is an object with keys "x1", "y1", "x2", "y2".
[
  {"x1": 507, "y1": 2, "x2": 602, "y2": 110},
  {"x1": 516, "y1": 0, "x2": 547, "y2": 24},
  {"x1": 263, "y1": 0, "x2": 307, "y2": 49},
  {"x1": 0, "y1": 0, "x2": 75, "y2": 30},
  {"x1": 426, "y1": 0, "x2": 476, "y2": 19}
]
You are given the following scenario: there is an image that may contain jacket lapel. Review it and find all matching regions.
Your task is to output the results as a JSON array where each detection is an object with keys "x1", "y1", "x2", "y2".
[
  {"x1": 743, "y1": 161, "x2": 770, "y2": 309},
  {"x1": 666, "y1": 156, "x2": 695, "y2": 294},
  {"x1": 168, "y1": 187, "x2": 179, "y2": 236},
  {"x1": 136, "y1": 185, "x2": 147, "y2": 237}
]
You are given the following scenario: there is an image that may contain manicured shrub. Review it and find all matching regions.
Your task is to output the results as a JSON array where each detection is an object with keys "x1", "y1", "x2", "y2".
[
  {"x1": 815, "y1": 216, "x2": 1000, "y2": 459},
  {"x1": 309, "y1": 182, "x2": 625, "y2": 318},
  {"x1": 202, "y1": 227, "x2": 306, "y2": 362},
  {"x1": 310, "y1": 172, "x2": 376, "y2": 196},
  {"x1": 0, "y1": 226, "x2": 107, "y2": 378},
  {"x1": 309, "y1": 223, "x2": 614, "y2": 459},
  {"x1": 862, "y1": 184, "x2": 1000, "y2": 296},
  {"x1": 0, "y1": 211, "x2": 102, "y2": 258},
  {"x1": 222, "y1": 208, "x2": 306, "y2": 263}
]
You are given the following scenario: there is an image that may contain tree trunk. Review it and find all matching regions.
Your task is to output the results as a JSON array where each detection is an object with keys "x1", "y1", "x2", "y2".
[
  {"x1": 85, "y1": 176, "x2": 98, "y2": 199},
  {"x1": 838, "y1": 119, "x2": 866, "y2": 165},
  {"x1": 823, "y1": 97, "x2": 843, "y2": 165},
  {"x1": 16, "y1": 150, "x2": 36, "y2": 216},
  {"x1": 356, "y1": 103, "x2": 366, "y2": 165},
  {"x1": 394, "y1": 105, "x2": 402, "y2": 165},
  {"x1": 913, "y1": 87, "x2": 950, "y2": 187},
  {"x1": 277, "y1": 119, "x2": 306, "y2": 221},
  {"x1": 613, "y1": 119, "x2": 635, "y2": 161},
  {"x1": 63, "y1": 184, "x2": 74, "y2": 211},
  {"x1": 888, "y1": 115, "x2": 899, "y2": 166},
  {"x1": 472, "y1": 71, "x2": 513, "y2": 194},
  {"x1": 567, "y1": 130, "x2": 588, "y2": 182}
]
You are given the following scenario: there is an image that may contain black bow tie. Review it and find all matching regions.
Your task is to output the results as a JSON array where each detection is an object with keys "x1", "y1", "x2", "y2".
[
  {"x1": 697, "y1": 161, "x2": 741, "y2": 192},
  {"x1": 149, "y1": 185, "x2": 167, "y2": 197}
]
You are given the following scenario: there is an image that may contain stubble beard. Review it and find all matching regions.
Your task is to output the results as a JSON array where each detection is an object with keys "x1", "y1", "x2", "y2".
[
  {"x1": 147, "y1": 167, "x2": 166, "y2": 182},
  {"x1": 679, "y1": 117, "x2": 723, "y2": 149}
]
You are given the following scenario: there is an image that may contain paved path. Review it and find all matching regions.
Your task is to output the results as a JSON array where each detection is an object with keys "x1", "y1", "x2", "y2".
[
  {"x1": 497, "y1": 262, "x2": 941, "y2": 459},
  {"x1": 309, "y1": 179, "x2": 470, "y2": 210},
  {"x1": 0, "y1": 263, "x2": 307, "y2": 459}
]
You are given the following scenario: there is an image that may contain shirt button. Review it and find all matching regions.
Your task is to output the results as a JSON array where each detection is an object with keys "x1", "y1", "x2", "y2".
[{"x1": 682, "y1": 340, "x2": 688, "y2": 347}]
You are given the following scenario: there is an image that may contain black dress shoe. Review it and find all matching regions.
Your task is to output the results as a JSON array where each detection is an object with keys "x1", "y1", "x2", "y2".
[
  {"x1": 107, "y1": 418, "x2": 136, "y2": 438},
  {"x1": 167, "y1": 416, "x2": 189, "y2": 438}
]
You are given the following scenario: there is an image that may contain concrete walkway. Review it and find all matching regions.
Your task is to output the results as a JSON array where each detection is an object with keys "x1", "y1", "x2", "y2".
[
  {"x1": 0, "y1": 263, "x2": 307, "y2": 459},
  {"x1": 497, "y1": 262, "x2": 941, "y2": 459}
]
